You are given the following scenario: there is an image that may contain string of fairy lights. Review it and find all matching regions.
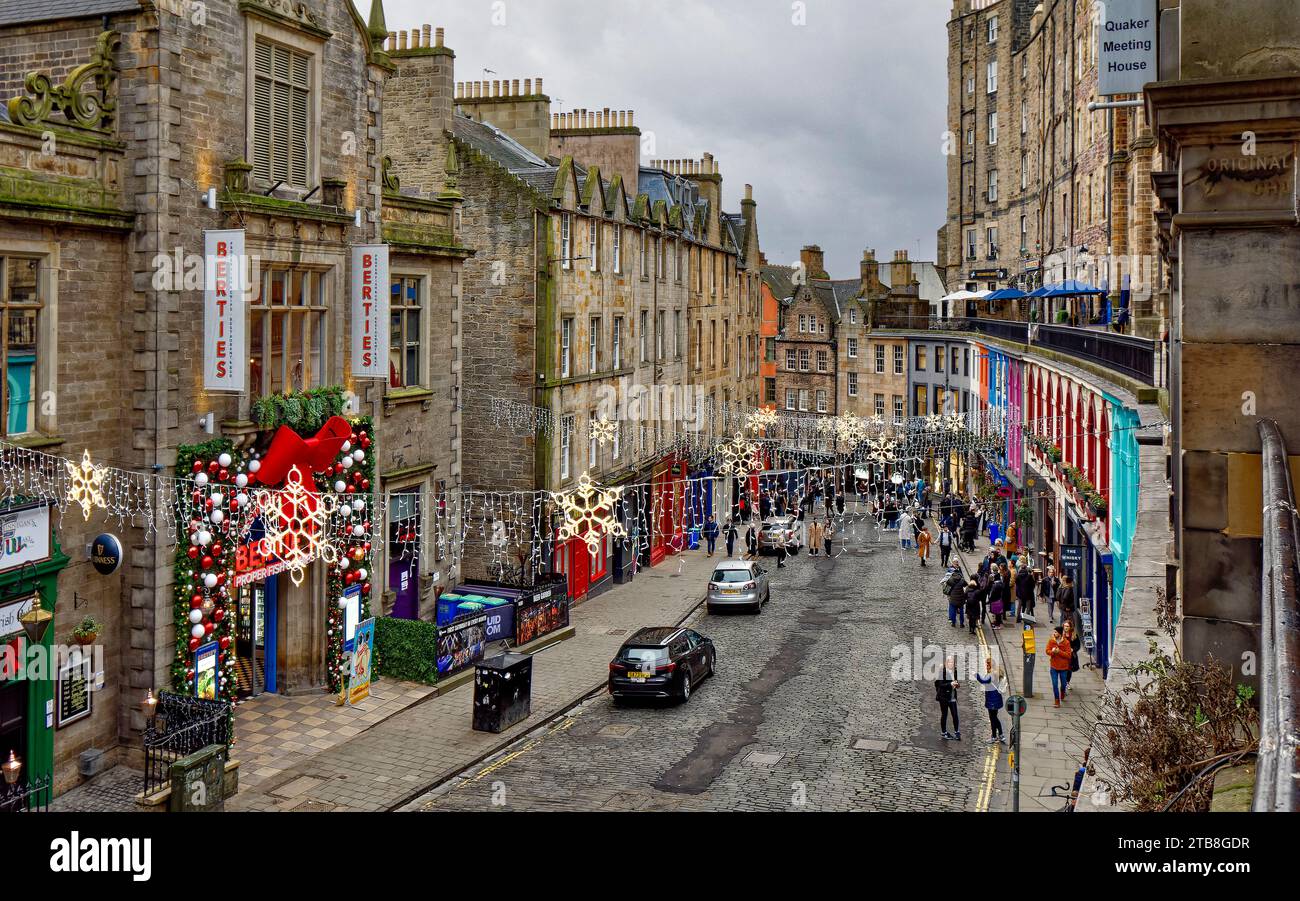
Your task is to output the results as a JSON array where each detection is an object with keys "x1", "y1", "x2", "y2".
[{"x1": 0, "y1": 398, "x2": 1164, "y2": 584}]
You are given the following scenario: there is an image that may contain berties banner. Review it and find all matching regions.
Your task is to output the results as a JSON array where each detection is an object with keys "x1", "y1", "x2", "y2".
[
  {"x1": 350, "y1": 244, "x2": 390, "y2": 379},
  {"x1": 202, "y1": 229, "x2": 247, "y2": 392}
]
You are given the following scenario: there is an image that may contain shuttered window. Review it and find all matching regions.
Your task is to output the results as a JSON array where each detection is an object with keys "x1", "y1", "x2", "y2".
[{"x1": 252, "y1": 39, "x2": 312, "y2": 187}]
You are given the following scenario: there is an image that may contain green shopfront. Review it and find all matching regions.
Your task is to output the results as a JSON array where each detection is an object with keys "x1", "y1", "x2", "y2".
[{"x1": 0, "y1": 500, "x2": 68, "y2": 806}]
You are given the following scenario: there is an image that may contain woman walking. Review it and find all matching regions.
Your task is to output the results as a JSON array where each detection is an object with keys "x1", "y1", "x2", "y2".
[
  {"x1": 916, "y1": 526, "x2": 932, "y2": 566},
  {"x1": 1046, "y1": 626, "x2": 1073, "y2": 708},
  {"x1": 964, "y1": 579, "x2": 981, "y2": 636},
  {"x1": 1063, "y1": 619, "x2": 1082, "y2": 696},
  {"x1": 976, "y1": 658, "x2": 1007, "y2": 743}
]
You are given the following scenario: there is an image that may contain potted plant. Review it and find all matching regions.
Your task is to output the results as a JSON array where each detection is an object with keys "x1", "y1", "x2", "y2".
[
  {"x1": 72, "y1": 616, "x2": 102, "y2": 646},
  {"x1": 1089, "y1": 493, "x2": 1108, "y2": 518}
]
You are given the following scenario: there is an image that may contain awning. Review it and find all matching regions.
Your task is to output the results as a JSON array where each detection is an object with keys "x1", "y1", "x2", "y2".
[{"x1": 985, "y1": 287, "x2": 1028, "y2": 301}]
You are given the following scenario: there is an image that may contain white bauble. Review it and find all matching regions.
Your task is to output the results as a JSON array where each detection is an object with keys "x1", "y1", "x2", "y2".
[
  {"x1": 335, "y1": 480, "x2": 347, "y2": 493},
  {"x1": 338, "y1": 598, "x2": 349, "y2": 610},
  {"x1": 188, "y1": 609, "x2": 203, "y2": 624},
  {"x1": 341, "y1": 441, "x2": 351, "y2": 453},
  {"x1": 218, "y1": 453, "x2": 232, "y2": 468},
  {"x1": 351, "y1": 499, "x2": 365, "y2": 513},
  {"x1": 197, "y1": 530, "x2": 212, "y2": 546},
  {"x1": 358, "y1": 568, "x2": 368, "y2": 581},
  {"x1": 203, "y1": 573, "x2": 219, "y2": 589},
  {"x1": 352, "y1": 524, "x2": 365, "y2": 537},
  {"x1": 340, "y1": 456, "x2": 352, "y2": 469},
  {"x1": 236, "y1": 492, "x2": 249, "y2": 507},
  {"x1": 248, "y1": 459, "x2": 261, "y2": 473},
  {"x1": 191, "y1": 624, "x2": 205, "y2": 639},
  {"x1": 195, "y1": 472, "x2": 209, "y2": 486},
  {"x1": 235, "y1": 473, "x2": 248, "y2": 488},
  {"x1": 353, "y1": 449, "x2": 365, "y2": 463},
  {"x1": 210, "y1": 510, "x2": 225, "y2": 525},
  {"x1": 338, "y1": 558, "x2": 349, "y2": 570}
]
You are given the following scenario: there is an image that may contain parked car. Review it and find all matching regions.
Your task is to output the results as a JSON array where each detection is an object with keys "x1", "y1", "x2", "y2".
[
  {"x1": 608, "y1": 626, "x2": 715, "y2": 703},
  {"x1": 706, "y1": 559, "x2": 770, "y2": 614},
  {"x1": 757, "y1": 515, "x2": 801, "y2": 554}
]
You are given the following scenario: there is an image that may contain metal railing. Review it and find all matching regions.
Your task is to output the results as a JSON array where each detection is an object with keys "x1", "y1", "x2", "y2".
[
  {"x1": 1254, "y1": 418, "x2": 1300, "y2": 812},
  {"x1": 0, "y1": 774, "x2": 51, "y2": 812},
  {"x1": 142, "y1": 692, "x2": 231, "y2": 797},
  {"x1": 869, "y1": 315, "x2": 1156, "y2": 385}
]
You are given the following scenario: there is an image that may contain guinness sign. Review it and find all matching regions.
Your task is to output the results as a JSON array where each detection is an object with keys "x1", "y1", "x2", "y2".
[{"x1": 88, "y1": 533, "x2": 123, "y2": 576}]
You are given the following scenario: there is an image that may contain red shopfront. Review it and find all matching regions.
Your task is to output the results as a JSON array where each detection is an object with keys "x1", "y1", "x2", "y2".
[
  {"x1": 554, "y1": 525, "x2": 611, "y2": 603},
  {"x1": 650, "y1": 455, "x2": 687, "y2": 565}
]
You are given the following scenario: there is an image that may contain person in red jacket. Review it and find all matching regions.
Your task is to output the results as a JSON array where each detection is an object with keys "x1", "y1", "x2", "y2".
[{"x1": 1046, "y1": 625, "x2": 1073, "y2": 707}]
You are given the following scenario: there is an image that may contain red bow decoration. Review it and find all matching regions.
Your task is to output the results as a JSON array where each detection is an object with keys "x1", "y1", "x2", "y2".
[{"x1": 251, "y1": 415, "x2": 352, "y2": 486}]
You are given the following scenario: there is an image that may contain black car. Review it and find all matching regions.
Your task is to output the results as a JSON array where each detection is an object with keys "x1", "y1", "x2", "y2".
[{"x1": 608, "y1": 626, "x2": 715, "y2": 703}]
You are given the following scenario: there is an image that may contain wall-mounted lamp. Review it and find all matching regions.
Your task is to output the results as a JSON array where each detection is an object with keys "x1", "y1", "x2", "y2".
[
  {"x1": 198, "y1": 412, "x2": 215, "y2": 435},
  {"x1": 353, "y1": 209, "x2": 364, "y2": 228},
  {"x1": 201, "y1": 187, "x2": 217, "y2": 210}
]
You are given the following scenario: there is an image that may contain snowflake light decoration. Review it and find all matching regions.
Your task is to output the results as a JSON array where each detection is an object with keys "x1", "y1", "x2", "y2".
[
  {"x1": 255, "y1": 465, "x2": 339, "y2": 586},
  {"x1": 834, "y1": 414, "x2": 867, "y2": 447},
  {"x1": 924, "y1": 413, "x2": 944, "y2": 433},
  {"x1": 746, "y1": 407, "x2": 778, "y2": 435},
  {"x1": 866, "y1": 434, "x2": 898, "y2": 467},
  {"x1": 589, "y1": 416, "x2": 618, "y2": 446},
  {"x1": 552, "y1": 472, "x2": 626, "y2": 553},
  {"x1": 714, "y1": 433, "x2": 763, "y2": 477},
  {"x1": 944, "y1": 412, "x2": 966, "y2": 433},
  {"x1": 65, "y1": 448, "x2": 107, "y2": 521}
]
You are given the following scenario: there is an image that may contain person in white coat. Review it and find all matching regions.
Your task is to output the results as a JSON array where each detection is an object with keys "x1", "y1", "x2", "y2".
[{"x1": 897, "y1": 509, "x2": 914, "y2": 550}]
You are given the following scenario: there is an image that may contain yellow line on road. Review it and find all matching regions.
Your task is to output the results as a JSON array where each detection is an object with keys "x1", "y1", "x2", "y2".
[
  {"x1": 469, "y1": 711, "x2": 579, "y2": 784},
  {"x1": 974, "y1": 623, "x2": 1000, "y2": 811}
]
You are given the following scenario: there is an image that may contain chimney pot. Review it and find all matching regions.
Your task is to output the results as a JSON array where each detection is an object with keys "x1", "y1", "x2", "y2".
[
  {"x1": 387, "y1": 31, "x2": 396, "y2": 50},
  {"x1": 435, "y1": 27, "x2": 444, "y2": 47},
  {"x1": 536, "y1": 77, "x2": 543, "y2": 94},
  {"x1": 744, "y1": 183, "x2": 753, "y2": 201},
  {"x1": 411, "y1": 28, "x2": 420, "y2": 48},
  {"x1": 399, "y1": 31, "x2": 407, "y2": 50},
  {"x1": 627, "y1": 111, "x2": 633, "y2": 126},
  {"x1": 524, "y1": 78, "x2": 532, "y2": 94},
  {"x1": 512, "y1": 79, "x2": 520, "y2": 96}
]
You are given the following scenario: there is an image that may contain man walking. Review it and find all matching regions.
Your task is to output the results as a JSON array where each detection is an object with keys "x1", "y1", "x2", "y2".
[
  {"x1": 703, "y1": 515, "x2": 719, "y2": 557},
  {"x1": 724, "y1": 518, "x2": 738, "y2": 558},
  {"x1": 898, "y1": 508, "x2": 914, "y2": 550},
  {"x1": 744, "y1": 523, "x2": 758, "y2": 560},
  {"x1": 944, "y1": 565, "x2": 966, "y2": 628},
  {"x1": 935, "y1": 655, "x2": 961, "y2": 741},
  {"x1": 938, "y1": 523, "x2": 953, "y2": 568},
  {"x1": 1015, "y1": 564, "x2": 1036, "y2": 620}
]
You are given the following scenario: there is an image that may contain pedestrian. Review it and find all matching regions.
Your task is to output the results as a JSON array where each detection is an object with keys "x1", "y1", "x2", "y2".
[
  {"x1": 744, "y1": 524, "x2": 758, "y2": 560},
  {"x1": 703, "y1": 515, "x2": 719, "y2": 556},
  {"x1": 823, "y1": 518, "x2": 834, "y2": 556},
  {"x1": 938, "y1": 524, "x2": 953, "y2": 568},
  {"x1": 776, "y1": 541, "x2": 787, "y2": 569},
  {"x1": 964, "y1": 580, "x2": 981, "y2": 636},
  {"x1": 976, "y1": 571, "x2": 992, "y2": 624},
  {"x1": 917, "y1": 526, "x2": 932, "y2": 566},
  {"x1": 960, "y1": 511, "x2": 977, "y2": 552},
  {"x1": 898, "y1": 509, "x2": 914, "y2": 550},
  {"x1": 976, "y1": 658, "x2": 1007, "y2": 744},
  {"x1": 944, "y1": 566, "x2": 966, "y2": 628},
  {"x1": 1046, "y1": 625, "x2": 1073, "y2": 707},
  {"x1": 935, "y1": 655, "x2": 961, "y2": 741},
  {"x1": 1040, "y1": 565, "x2": 1059, "y2": 623},
  {"x1": 1063, "y1": 619, "x2": 1082, "y2": 694},
  {"x1": 1015, "y1": 562, "x2": 1036, "y2": 620},
  {"x1": 1057, "y1": 573, "x2": 1077, "y2": 628},
  {"x1": 989, "y1": 571, "x2": 1006, "y2": 628},
  {"x1": 808, "y1": 519, "x2": 821, "y2": 556},
  {"x1": 795, "y1": 503, "x2": 807, "y2": 550},
  {"x1": 725, "y1": 519, "x2": 738, "y2": 558}
]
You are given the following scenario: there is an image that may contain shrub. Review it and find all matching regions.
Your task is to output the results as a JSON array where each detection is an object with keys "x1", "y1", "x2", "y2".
[{"x1": 374, "y1": 616, "x2": 439, "y2": 685}]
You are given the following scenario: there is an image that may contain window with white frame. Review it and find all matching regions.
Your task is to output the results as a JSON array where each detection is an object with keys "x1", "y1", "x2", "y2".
[
  {"x1": 847, "y1": 336, "x2": 858, "y2": 358},
  {"x1": 988, "y1": 111, "x2": 997, "y2": 145},
  {"x1": 816, "y1": 389, "x2": 827, "y2": 413},
  {"x1": 988, "y1": 15, "x2": 998, "y2": 42},
  {"x1": 799, "y1": 348, "x2": 810, "y2": 371},
  {"x1": 589, "y1": 410, "x2": 598, "y2": 469},
  {"x1": 849, "y1": 307, "x2": 857, "y2": 325},
  {"x1": 612, "y1": 316, "x2": 622, "y2": 369},
  {"x1": 612, "y1": 226, "x2": 621, "y2": 273},
  {"x1": 560, "y1": 415, "x2": 574, "y2": 480},
  {"x1": 847, "y1": 372, "x2": 858, "y2": 397},
  {"x1": 639, "y1": 232, "x2": 648, "y2": 278},
  {"x1": 785, "y1": 388, "x2": 796, "y2": 411},
  {"x1": 248, "y1": 267, "x2": 327, "y2": 396},
  {"x1": 798, "y1": 314, "x2": 806, "y2": 333},
  {"x1": 561, "y1": 317, "x2": 572, "y2": 377},
  {"x1": 560, "y1": 213, "x2": 573, "y2": 269},
  {"x1": 786, "y1": 348, "x2": 797, "y2": 370},
  {"x1": 589, "y1": 316, "x2": 600, "y2": 372},
  {"x1": 816, "y1": 350, "x2": 828, "y2": 373},
  {"x1": 874, "y1": 394, "x2": 885, "y2": 419},
  {"x1": 639, "y1": 311, "x2": 648, "y2": 362},
  {"x1": 988, "y1": 169, "x2": 998, "y2": 203},
  {"x1": 657, "y1": 311, "x2": 666, "y2": 360},
  {"x1": 673, "y1": 310, "x2": 682, "y2": 358},
  {"x1": 893, "y1": 345, "x2": 904, "y2": 375},
  {"x1": 987, "y1": 60, "x2": 997, "y2": 93},
  {"x1": 798, "y1": 389, "x2": 809, "y2": 412},
  {"x1": 588, "y1": 219, "x2": 598, "y2": 271},
  {"x1": 875, "y1": 344, "x2": 885, "y2": 373},
  {"x1": 893, "y1": 395, "x2": 904, "y2": 423}
]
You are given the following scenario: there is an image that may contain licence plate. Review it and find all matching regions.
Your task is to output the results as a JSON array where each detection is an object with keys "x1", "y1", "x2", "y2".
[
  {"x1": 626, "y1": 671, "x2": 650, "y2": 681},
  {"x1": 721, "y1": 589, "x2": 740, "y2": 595}
]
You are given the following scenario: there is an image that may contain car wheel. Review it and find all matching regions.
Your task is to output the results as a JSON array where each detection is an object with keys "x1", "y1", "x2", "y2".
[
  {"x1": 752, "y1": 599, "x2": 763, "y2": 614},
  {"x1": 679, "y1": 669, "x2": 692, "y2": 703},
  {"x1": 764, "y1": 588, "x2": 771, "y2": 606},
  {"x1": 708, "y1": 651, "x2": 716, "y2": 677}
]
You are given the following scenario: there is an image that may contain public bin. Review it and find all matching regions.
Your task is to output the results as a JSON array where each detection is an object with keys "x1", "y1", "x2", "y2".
[{"x1": 472, "y1": 653, "x2": 533, "y2": 733}]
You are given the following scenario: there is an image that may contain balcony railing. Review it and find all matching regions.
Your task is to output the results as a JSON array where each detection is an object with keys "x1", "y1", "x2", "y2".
[
  {"x1": 1254, "y1": 418, "x2": 1300, "y2": 812},
  {"x1": 142, "y1": 692, "x2": 231, "y2": 797},
  {"x1": 869, "y1": 316, "x2": 1156, "y2": 385}
]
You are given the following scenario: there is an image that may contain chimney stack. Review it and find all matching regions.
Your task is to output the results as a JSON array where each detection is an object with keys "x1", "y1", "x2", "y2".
[
  {"x1": 860, "y1": 249, "x2": 884, "y2": 296},
  {"x1": 800, "y1": 245, "x2": 827, "y2": 280}
]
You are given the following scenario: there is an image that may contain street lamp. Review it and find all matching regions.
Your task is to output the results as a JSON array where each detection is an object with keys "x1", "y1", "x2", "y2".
[
  {"x1": 142, "y1": 689, "x2": 159, "y2": 722},
  {"x1": 16, "y1": 563, "x2": 51, "y2": 645},
  {"x1": 1, "y1": 751, "x2": 21, "y2": 786}
]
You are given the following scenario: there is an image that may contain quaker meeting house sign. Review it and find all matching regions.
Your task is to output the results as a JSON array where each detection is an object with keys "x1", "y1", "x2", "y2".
[{"x1": 88, "y1": 533, "x2": 123, "y2": 576}]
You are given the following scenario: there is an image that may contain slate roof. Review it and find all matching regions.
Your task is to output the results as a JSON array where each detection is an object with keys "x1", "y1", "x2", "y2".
[
  {"x1": 0, "y1": 0, "x2": 138, "y2": 26},
  {"x1": 760, "y1": 265, "x2": 797, "y2": 301}
]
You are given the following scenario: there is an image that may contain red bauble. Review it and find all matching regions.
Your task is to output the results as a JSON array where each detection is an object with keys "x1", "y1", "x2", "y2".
[
  {"x1": 213, "y1": 607, "x2": 225, "y2": 622},
  {"x1": 361, "y1": 582, "x2": 371, "y2": 595},
  {"x1": 192, "y1": 460, "x2": 204, "y2": 473},
  {"x1": 207, "y1": 461, "x2": 219, "y2": 475},
  {"x1": 360, "y1": 435, "x2": 371, "y2": 449},
  {"x1": 219, "y1": 636, "x2": 231, "y2": 650},
  {"x1": 352, "y1": 471, "x2": 363, "y2": 483},
  {"x1": 211, "y1": 543, "x2": 223, "y2": 557},
  {"x1": 187, "y1": 546, "x2": 199, "y2": 559},
  {"x1": 219, "y1": 469, "x2": 230, "y2": 482},
  {"x1": 204, "y1": 622, "x2": 214, "y2": 635},
  {"x1": 361, "y1": 479, "x2": 370, "y2": 491},
  {"x1": 346, "y1": 485, "x2": 356, "y2": 494},
  {"x1": 188, "y1": 637, "x2": 201, "y2": 651},
  {"x1": 216, "y1": 573, "x2": 227, "y2": 586},
  {"x1": 201, "y1": 555, "x2": 213, "y2": 569}
]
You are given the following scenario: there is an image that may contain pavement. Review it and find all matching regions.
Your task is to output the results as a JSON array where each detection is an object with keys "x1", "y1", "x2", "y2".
[{"x1": 953, "y1": 532, "x2": 1105, "y2": 812}]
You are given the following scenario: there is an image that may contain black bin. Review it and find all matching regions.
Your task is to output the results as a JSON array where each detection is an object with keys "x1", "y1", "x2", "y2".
[{"x1": 472, "y1": 653, "x2": 533, "y2": 733}]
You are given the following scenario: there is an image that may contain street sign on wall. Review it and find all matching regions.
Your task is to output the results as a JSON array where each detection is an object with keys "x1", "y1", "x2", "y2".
[
  {"x1": 350, "y1": 245, "x2": 390, "y2": 379},
  {"x1": 1097, "y1": 0, "x2": 1158, "y2": 95},
  {"x1": 203, "y1": 229, "x2": 247, "y2": 392},
  {"x1": 1059, "y1": 543, "x2": 1086, "y2": 578}
]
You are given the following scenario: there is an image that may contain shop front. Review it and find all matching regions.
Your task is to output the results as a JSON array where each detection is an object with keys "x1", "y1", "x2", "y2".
[
  {"x1": 0, "y1": 501, "x2": 68, "y2": 804},
  {"x1": 650, "y1": 455, "x2": 687, "y2": 565}
]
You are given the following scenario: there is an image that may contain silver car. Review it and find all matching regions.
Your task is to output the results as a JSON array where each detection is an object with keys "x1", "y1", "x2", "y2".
[
  {"x1": 757, "y1": 515, "x2": 801, "y2": 554},
  {"x1": 706, "y1": 559, "x2": 771, "y2": 613}
]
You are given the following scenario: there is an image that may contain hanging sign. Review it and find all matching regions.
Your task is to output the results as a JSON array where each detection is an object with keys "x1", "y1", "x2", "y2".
[
  {"x1": 350, "y1": 245, "x2": 389, "y2": 379},
  {"x1": 1097, "y1": 0, "x2": 1157, "y2": 96},
  {"x1": 88, "y1": 533, "x2": 123, "y2": 576},
  {"x1": 203, "y1": 229, "x2": 247, "y2": 392}
]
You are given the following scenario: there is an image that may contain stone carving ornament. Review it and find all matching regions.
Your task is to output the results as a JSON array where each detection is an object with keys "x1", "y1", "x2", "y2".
[{"x1": 7, "y1": 31, "x2": 120, "y2": 133}]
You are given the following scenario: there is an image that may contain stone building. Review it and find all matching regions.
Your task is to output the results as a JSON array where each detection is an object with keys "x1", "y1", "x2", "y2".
[
  {"x1": 941, "y1": 0, "x2": 1166, "y2": 334},
  {"x1": 0, "y1": 0, "x2": 468, "y2": 797}
]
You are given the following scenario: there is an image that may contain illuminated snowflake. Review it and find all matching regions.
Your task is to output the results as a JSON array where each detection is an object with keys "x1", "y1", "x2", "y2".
[
  {"x1": 552, "y1": 472, "x2": 626, "y2": 553},
  {"x1": 589, "y1": 416, "x2": 618, "y2": 447},
  {"x1": 866, "y1": 434, "x2": 898, "y2": 467},
  {"x1": 65, "y1": 449, "x2": 107, "y2": 521},
  {"x1": 833, "y1": 414, "x2": 867, "y2": 447},
  {"x1": 944, "y1": 412, "x2": 967, "y2": 433},
  {"x1": 746, "y1": 407, "x2": 778, "y2": 435},
  {"x1": 714, "y1": 433, "x2": 763, "y2": 477},
  {"x1": 255, "y1": 466, "x2": 339, "y2": 586}
]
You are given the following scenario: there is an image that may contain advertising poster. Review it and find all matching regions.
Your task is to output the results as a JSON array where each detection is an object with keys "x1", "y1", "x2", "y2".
[
  {"x1": 343, "y1": 585, "x2": 362, "y2": 653},
  {"x1": 436, "y1": 614, "x2": 487, "y2": 676},
  {"x1": 515, "y1": 593, "x2": 570, "y2": 645},
  {"x1": 194, "y1": 641, "x2": 220, "y2": 700},
  {"x1": 203, "y1": 229, "x2": 247, "y2": 392},
  {"x1": 350, "y1": 244, "x2": 389, "y2": 379},
  {"x1": 0, "y1": 502, "x2": 51, "y2": 575},
  {"x1": 348, "y1": 617, "x2": 375, "y2": 705},
  {"x1": 483, "y1": 603, "x2": 516, "y2": 643}
]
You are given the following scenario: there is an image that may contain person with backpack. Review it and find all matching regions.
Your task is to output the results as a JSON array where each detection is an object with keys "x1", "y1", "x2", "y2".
[
  {"x1": 944, "y1": 566, "x2": 966, "y2": 628},
  {"x1": 964, "y1": 579, "x2": 981, "y2": 636},
  {"x1": 935, "y1": 656, "x2": 961, "y2": 741},
  {"x1": 975, "y1": 657, "x2": 1007, "y2": 744}
]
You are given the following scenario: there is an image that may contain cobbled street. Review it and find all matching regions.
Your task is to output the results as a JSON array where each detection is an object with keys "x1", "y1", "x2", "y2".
[{"x1": 407, "y1": 520, "x2": 1009, "y2": 812}]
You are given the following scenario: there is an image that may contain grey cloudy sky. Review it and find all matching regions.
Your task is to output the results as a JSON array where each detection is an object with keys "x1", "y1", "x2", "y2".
[{"x1": 366, "y1": 0, "x2": 950, "y2": 278}]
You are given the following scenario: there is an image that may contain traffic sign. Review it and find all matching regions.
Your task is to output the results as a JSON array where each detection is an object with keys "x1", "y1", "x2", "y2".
[{"x1": 1008, "y1": 694, "x2": 1027, "y2": 717}]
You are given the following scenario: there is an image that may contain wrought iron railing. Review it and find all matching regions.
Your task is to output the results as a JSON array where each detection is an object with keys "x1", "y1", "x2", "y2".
[
  {"x1": 142, "y1": 691, "x2": 231, "y2": 797},
  {"x1": 1254, "y1": 419, "x2": 1300, "y2": 812},
  {"x1": 0, "y1": 774, "x2": 51, "y2": 812}
]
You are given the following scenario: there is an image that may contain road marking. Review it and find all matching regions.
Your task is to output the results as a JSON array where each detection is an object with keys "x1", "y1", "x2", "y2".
[{"x1": 974, "y1": 623, "x2": 1000, "y2": 812}]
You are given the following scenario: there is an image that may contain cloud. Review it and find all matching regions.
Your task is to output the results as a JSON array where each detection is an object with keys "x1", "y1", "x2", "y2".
[{"x1": 366, "y1": 0, "x2": 949, "y2": 274}]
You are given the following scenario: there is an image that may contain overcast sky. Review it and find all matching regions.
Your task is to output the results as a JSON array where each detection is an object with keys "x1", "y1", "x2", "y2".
[{"x1": 366, "y1": 0, "x2": 950, "y2": 278}]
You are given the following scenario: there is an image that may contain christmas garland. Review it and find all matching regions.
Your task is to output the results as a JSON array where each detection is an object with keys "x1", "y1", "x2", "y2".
[{"x1": 171, "y1": 412, "x2": 376, "y2": 698}]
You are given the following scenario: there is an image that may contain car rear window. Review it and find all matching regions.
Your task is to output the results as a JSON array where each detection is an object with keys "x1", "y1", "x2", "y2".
[
  {"x1": 711, "y1": 569, "x2": 750, "y2": 583},
  {"x1": 619, "y1": 646, "x2": 668, "y2": 668}
]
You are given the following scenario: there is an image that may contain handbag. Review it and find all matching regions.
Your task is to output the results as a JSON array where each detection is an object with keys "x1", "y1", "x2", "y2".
[{"x1": 988, "y1": 689, "x2": 1004, "y2": 710}]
